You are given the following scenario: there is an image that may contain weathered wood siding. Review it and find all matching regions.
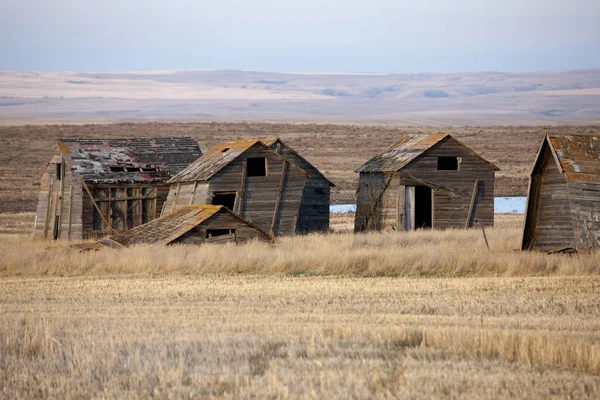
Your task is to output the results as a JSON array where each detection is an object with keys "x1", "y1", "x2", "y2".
[
  {"x1": 399, "y1": 136, "x2": 495, "y2": 229},
  {"x1": 82, "y1": 183, "x2": 168, "y2": 238},
  {"x1": 522, "y1": 146, "x2": 574, "y2": 251},
  {"x1": 267, "y1": 142, "x2": 331, "y2": 233},
  {"x1": 354, "y1": 136, "x2": 496, "y2": 232},
  {"x1": 170, "y1": 146, "x2": 306, "y2": 236},
  {"x1": 566, "y1": 179, "x2": 600, "y2": 252},
  {"x1": 163, "y1": 182, "x2": 210, "y2": 214},
  {"x1": 354, "y1": 172, "x2": 387, "y2": 232},
  {"x1": 34, "y1": 155, "x2": 84, "y2": 240},
  {"x1": 297, "y1": 180, "x2": 330, "y2": 233},
  {"x1": 174, "y1": 211, "x2": 271, "y2": 245}
]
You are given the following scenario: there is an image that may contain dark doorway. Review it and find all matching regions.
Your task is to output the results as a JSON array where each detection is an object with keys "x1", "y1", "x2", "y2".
[
  {"x1": 414, "y1": 186, "x2": 432, "y2": 229},
  {"x1": 212, "y1": 192, "x2": 236, "y2": 210}
]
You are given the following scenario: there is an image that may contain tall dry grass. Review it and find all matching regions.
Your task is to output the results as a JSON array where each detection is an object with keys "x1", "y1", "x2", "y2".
[{"x1": 1, "y1": 214, "x2": 598, "y2": 277}]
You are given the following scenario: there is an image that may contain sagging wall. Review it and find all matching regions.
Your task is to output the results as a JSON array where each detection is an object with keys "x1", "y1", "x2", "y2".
[
  {"x1": 164, "y1": 146, "x2": 306, "y2": 236},
  {"x1": 34, "y1": 155, "x2": 84, "y2": 240},
  {"x1": 82, "y1": 183, "x2": 169, "y2": 238},
  {"x1": 297, "y1": 180, "x2": 330, "y2": 233},
  {"x1": 355, "y1": 137, "x2": 495, "y2": 232},
  {"x1": 522, "y1": 145, "x2": 574, "y2": 251},
  {"x1": 267, "y1": 142, "x2": 331, "y2": 233},
  {"x1": 173, "y1": 210, "x2": 272, "y2": 245}
]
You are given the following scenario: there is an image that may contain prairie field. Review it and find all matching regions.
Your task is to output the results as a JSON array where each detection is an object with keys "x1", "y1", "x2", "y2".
[
  {"x1": 1, "y1": 214, "x2": 600, "y2": 398},
  {"x1": 2, "y1": 122, "x2": 600, "y2": 213}
]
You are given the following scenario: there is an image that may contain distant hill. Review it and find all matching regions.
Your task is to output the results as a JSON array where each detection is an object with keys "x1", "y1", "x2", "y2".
[{"x1": 1, "y1": 69, "x2": 600, "y2": 125}]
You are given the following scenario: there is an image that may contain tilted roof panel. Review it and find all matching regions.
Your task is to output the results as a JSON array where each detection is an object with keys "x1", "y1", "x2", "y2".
[{"x1": 548, "y1": 134, "x2": 600, "y2": 177}]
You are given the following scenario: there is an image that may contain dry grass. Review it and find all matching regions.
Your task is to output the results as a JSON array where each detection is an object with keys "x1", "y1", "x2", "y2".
[
  {"x1": 1, "y1": 275, "x2": 599, "y2": 398},
  {"x1": 1, "y1": 214, "x2": 599, "y2": 279},
  {"x1": 2, "y1": 122, "x2": 600, "y2": 212},
  {"x1": 1, "y1": 214, "x2": 600, "y2": 397}
]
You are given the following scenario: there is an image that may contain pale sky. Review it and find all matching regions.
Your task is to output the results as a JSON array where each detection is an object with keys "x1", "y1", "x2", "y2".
[{"x1": 1, "y1": 0, "x2": 599, "y2": 73}]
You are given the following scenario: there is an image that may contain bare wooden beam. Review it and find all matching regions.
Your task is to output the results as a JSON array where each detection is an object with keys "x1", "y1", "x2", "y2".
[
  {"x1": 67, "y1": 185, "x2": 74, "y2": 239},
  {"x1": 465, "y1": 179, "x2": 479, "y2": 229},
  {"x1": 43, "y1": 178, "x2": 54, "y2": 239},
  {"x1": 235, "y1": 160, "x2": 247, "y2": 215},
  {"x1": 270, "y1": 161, "x2": 288, "y2": 236}
]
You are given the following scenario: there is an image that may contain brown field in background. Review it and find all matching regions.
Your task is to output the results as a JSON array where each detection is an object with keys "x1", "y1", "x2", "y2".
[{"x1": 2, "y1": 122, "x2": 600, "y2": 212}]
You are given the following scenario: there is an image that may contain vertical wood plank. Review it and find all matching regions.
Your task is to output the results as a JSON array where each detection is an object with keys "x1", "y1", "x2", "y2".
[
  {"x1": 270, "y1": 161, "x2": 288, "y2": 236},
  {"x1": 44, "y1": 178, "x2": 55, "y2": 239},
  {"x1": 67, "y1": 185, "x2": 74, "y2": 239},
  {"x1": 465, "y1": 179, "x2": 479, "y2": 228}
]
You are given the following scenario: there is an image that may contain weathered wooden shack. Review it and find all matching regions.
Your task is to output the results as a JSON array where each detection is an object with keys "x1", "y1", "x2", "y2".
[
  {"x1": 106, "y1": 205, "x2": 272, "y2": 246},
  {"x1": 250, "y1": 138, "x2": 334, "y2": 233},
  {"x1": 164, "y1": 140, "x2": 311, "y2": 236},
  {"x1": 522, "y1": 134, "x2": 600, "y2": 253},
  {"x1": 34, "y1": 137, "x2": 202, "y2": 240},
  {"x1": 354, "y1": 133, "x2": 499, "y2": 232}
]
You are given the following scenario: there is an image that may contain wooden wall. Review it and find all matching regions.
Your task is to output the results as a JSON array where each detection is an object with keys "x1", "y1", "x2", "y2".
[
  {"x1": 82, "y1": 183, "x2": 169, "y2": 239},
  {"x1": 165, "y1": 145, "x2": 306, "y2": 236},
  {"x1": 355, "y1": 137, "x2": 496, "y2": 232},
  {"x1": 522, "y1": 145, "x2": 574, "y2": 251},
  {"x1": 566, "y1": 179, "x2": 600, "y2": 252},
  {"x1": 267, "y1": 142, "x2": 331, "y2": 233},
  {"x1": 34, "y1": 155, "x2": 84, "y2": 240},
  {"x1": 174, "y1": 210, "x2": 272, "y2": 245}
]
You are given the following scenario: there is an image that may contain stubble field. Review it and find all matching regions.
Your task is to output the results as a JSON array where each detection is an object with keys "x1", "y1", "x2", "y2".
[{"x1": 1, "y1": 214, "x2": 600, "y2": 398}]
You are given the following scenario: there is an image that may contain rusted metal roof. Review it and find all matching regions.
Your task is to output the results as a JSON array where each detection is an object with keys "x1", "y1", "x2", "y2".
[
  {"x1": 169, "y1": 140, "x2": 309, "y2": 183},
  {"x1": 108, "y1": 205, "x2": 224, "y2": 246},
  {"x1": 356, "y1": 133, "x2": 499, "y2": 173},
  {"x1": 547, "y1": 134, "x2": 600, "y2": 177},
  {"x1": 56, "y1": 137, "x2": 202, "y2": 183}
]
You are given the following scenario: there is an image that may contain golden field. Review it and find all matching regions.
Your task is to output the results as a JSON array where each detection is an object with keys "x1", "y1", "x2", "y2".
[{"x1": 1, "y1": 214, "x2": 600, "y2": 398}]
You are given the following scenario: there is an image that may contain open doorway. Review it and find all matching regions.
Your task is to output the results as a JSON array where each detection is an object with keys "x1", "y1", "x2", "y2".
[{"x1": 414, "y1": 186, "x2": 432, "y2": 229}]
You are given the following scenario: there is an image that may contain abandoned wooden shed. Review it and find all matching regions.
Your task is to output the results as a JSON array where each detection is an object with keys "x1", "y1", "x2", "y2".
[
  {"x1": 354, "y1": 133, "x2": 499, "y2": 232},
  {"x1": 106, "y1": 205, "x2": 272, "y2": 246},
  {"x1": 33, "y1": 137, "x2": 202, "y2": 240},
  {"x1": 522, "y1": 134, "x2": 600, "y2": 253},
  {"x1": 164, "y1": 140, "x2": 311, "y2": 236},
  {"x1": 245, "y1": 138, "x2": 334, "y2": 233}
]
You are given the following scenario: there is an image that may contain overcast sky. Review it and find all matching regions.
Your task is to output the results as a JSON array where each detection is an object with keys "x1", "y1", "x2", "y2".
[{"x1": 1, "y1": 0, "x2": 599, "y2": 73}]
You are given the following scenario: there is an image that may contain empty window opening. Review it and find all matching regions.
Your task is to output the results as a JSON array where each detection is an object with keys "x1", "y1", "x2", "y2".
[
  {"x1": 437, "y1": 157, "x2": 459, "y2": 171},
  {"x1": 53, "y1": 216, "x2": 60, "y2": 240},
  {"x1": 247, "y1": 157, "x2": 267, "y2": 177},
  {"x1": 56, "y1": 163, "x2": 62, "y2": 180},
  {"x1": 206, "y1": 229, "x2": 235, "y2": 238},
  {"x1": 109, "y1": 166, "x2": 125, "y2": 172},
  {"x1": 414, "y1": 186, "x2": 432, "y2": 229},
  {"x1": 221, "y1": 148, "x2": 230, "y2": 153},
  {"x1": 212, "y1": 192, "x2": 236, "y2": 210},
  {"x1": 141, "y1": 167, "x2": 159, "y2": 172}
]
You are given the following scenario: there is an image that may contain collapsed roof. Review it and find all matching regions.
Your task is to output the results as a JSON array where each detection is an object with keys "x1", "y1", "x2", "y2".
[{"x1": 56, "y1": 137, "x2": 202, "y2": 183}]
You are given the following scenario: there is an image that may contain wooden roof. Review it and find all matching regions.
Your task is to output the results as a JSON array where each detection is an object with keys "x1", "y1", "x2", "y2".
[
  {"x1": 56, "y1": 137, "x2": 202, "y2": 183},
  {"x1": 107, "y1": 205, "x2": 271, "y2": 246},
  {"x1": 355, "y1": 134, "x2": 499, "y2": 173},
  {"x1": 168, "y1": 140, "x2": 307, "y2": 183},
  {"x1": 546, "y1": 134, "x2": 600, "y2": 179}
]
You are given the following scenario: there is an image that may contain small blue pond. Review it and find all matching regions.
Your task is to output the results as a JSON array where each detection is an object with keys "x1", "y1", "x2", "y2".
[{"x1": 330, "y1": 197, "x2": 527, "y2": 214}]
